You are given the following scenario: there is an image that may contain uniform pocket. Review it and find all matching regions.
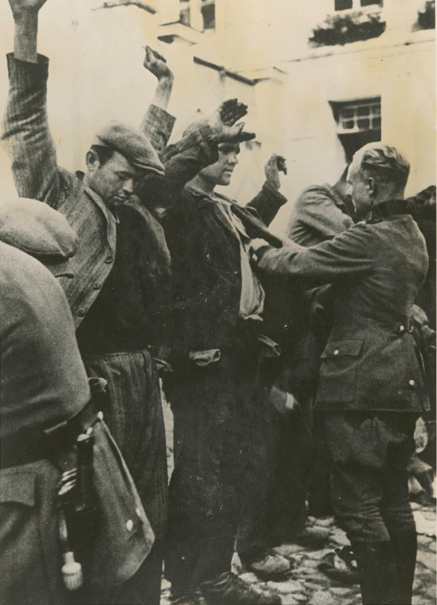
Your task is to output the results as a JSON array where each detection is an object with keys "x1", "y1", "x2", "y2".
[{"x1": 318, "y1": 339, "x2": 364, "y2": 404}]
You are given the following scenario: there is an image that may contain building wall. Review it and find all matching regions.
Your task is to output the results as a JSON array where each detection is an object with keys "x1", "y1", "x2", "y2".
[{"x1": 0, "y1": 0, "x2": 434, "y2": 241}]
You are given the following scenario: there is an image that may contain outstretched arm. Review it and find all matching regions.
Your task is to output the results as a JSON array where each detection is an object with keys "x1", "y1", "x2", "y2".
[
  {"x1": 251, "y1": 221, "x2": 374, "y2": 283},
  {"x1": 2, "y1": 0, "x2": 61, "y2": 206},
  {"x1": 140, "y1": 46, "x2": 176, "y2": 152}
]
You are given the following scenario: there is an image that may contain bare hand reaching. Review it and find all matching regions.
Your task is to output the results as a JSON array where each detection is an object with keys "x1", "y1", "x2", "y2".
[
  {"x1": 143, "y1": 46, "x2": 174, "y2": 82},
  {"x1": 208, "y1": 99, "x2": 255, "y2": 143},
  {"x1": 265, "y1": 154, "x2": 287, "y2": 191}
]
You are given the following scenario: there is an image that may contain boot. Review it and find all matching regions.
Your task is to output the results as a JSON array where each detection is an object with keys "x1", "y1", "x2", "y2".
[
  {"x1": 351, "y1": 541, "x2": 399, "y2": 605},
  {"x1": 390, "y1": 530, "x2": 417, "y2": 605},
  {"x1": 200, "y1": 571, "x2": 281, "y2": 605}
]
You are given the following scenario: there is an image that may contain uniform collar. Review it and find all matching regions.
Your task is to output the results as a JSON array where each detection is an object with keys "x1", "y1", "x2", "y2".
[{"x1": 367, "y1": 199, "x2": 410, "y2": 224}]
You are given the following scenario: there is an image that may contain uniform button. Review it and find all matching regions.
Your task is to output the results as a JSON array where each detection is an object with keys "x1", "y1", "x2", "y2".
[
  {"x1": 399, "y1": 325, "x2": 405, "y2": 332},
  {"x1": 409, "y1": 380, "x2": 416, "y2": 387},
  {"x1": 333, "y1": 349, "x2": 339, "y2": 356},
  {"x1": 105, "y1": 254, "x2": 113, "y2": 264},
  {"x1": 93, "y1": 282, "x2": 101, "y2": 290},
  {"x1": 77, "y1": 308, "x2": 86, "y2": 317},
  {"x1": 126, "y1": 519, "x2": 133, "y2": 532}
]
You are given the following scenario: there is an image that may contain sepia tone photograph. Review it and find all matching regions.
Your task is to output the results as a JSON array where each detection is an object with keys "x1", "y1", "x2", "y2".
[{"x1": 0, "y1": 0, "x2": 435, "y2": 604}]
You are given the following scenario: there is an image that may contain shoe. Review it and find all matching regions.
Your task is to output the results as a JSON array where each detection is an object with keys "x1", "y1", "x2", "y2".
[
  {"x1": 170, "y1": 590, "x2": 207, "y2": 605},
  {"x1": 244, "y1": 551, "x2": 291, "y2": 580},
  {"x1": 200, "y1": 571, "x2": 281, "y2": 605},
  {"x1": 318, "y1": 548, "x2": 359, "y2": 585}
]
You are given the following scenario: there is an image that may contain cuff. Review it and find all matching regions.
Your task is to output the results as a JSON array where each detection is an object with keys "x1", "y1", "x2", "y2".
[
  {"x1": 7, "y1": 52, "x2": 49, "y2": 83},
  {"x1": 262, "y1": 180, "x2": 288, "y2": 206},
  {"x1": 165, "y1": 124, "x2": 218, "y2": 164}
]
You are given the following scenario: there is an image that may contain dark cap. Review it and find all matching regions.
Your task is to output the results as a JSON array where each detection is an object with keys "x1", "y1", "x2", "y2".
[
  {"x1": 0, "y1": 198, "x2": 78, "y2": 277},
  {"x1": 92, "y1": 121, "x2": 164, "y2": 176}
]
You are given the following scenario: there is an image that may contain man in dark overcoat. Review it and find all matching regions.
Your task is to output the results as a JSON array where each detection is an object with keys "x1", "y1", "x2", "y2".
[
  {"x1": 160, "y1": 135, "x2": 287, "y2": 604},
  {"x1": 251, "y1": 143, "x2": 429, "y2": 605}
]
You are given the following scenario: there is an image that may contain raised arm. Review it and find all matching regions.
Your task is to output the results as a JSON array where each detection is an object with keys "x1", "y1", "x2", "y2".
[
  {"x1": 140, "y1": 46, "x2": 176, "y2": 153},
  {"x1": 138, "y1": 99, "x2": 252, "y2": 209},
  {"x1": 2, "y1": 0, "x2": 61, "y2": 207},
  {"x1": 248, "y1": 154, "x2": 288, "y2": 226}
]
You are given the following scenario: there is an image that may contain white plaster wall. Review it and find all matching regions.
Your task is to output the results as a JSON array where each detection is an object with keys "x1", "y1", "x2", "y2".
[{"x1": 0, "y1": 0, "x2": 434, "y2": 237}]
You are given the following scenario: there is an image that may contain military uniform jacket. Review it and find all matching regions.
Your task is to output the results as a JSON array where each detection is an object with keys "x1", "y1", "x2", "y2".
[{"x1": 255, "y1": 201, "x2": 430, "y2": 412}]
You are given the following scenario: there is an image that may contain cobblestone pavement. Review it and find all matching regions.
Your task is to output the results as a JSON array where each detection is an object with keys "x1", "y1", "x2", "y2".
[{"x1": 161, "y1": 400, "x2": 436, "y2": 605}]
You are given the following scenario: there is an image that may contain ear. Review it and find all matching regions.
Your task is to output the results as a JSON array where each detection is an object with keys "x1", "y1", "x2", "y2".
[
  {"x1": 86, "y1": 150, "x2": 100, "y2": 173},
  {"x1": 366, "y1": 176, "x2": 377, "y2": 198}
]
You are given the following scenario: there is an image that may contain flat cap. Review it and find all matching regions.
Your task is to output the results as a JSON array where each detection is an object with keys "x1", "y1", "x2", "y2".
[
  {"x1": 92, "y1": 121, "x2": 164, "y2": 175},
  {"x1": 0, "y1": 198, "x2": 77, "y2": 258}
]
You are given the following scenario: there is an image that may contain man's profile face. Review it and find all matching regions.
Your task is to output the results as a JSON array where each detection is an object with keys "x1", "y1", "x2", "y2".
[
  {"x1": 347, "y1": 159, "x2": 373, "y2": 219},
  {"x1": 199, "y1": 144, "x2": 240, "y2": 187},
  {"x1": 87, "y1": 151, "x2": 139, "y2": 206}
]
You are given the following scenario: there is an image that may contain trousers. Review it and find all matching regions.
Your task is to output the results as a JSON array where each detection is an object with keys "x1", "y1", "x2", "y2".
[
  {"x1": 164, "y1": 335, "x2": 276, "y2": 591},
  {"x1": 84, "y1": 349, "x2": 168, "y2": 605},
  {"x1": 323, "y1": 411, "x2": 418, "y2": 542}
]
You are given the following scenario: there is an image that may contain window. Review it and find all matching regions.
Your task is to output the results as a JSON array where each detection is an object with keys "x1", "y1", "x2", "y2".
[
  {"x1": 335, "y1": 0, "x2": 382, "y2": 10},
  {"x1": 331, "y1": 98, "x2": 381, "y2": 162},
  {"x1": 180, "y1": 0, "x2": 215, "y2": 31},
  {"x1": 201, "y1": 0, "x2": 215, "y2": 30},
  {"x1": 335, "y1": 0, "x2": 353, "y2": 10}
]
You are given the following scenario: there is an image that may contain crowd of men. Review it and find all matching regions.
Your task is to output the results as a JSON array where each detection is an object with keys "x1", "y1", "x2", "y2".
[{"x1": 0, "y1": 0, "x2": 435, "y2": 605}]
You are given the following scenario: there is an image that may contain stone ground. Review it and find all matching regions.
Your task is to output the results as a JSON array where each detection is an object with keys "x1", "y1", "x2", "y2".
[{"x1": 161, "y1": 399, "x2": 436, "y2": 605}]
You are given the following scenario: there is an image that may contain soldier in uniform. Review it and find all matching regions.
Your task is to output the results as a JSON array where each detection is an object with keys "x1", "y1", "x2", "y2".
[
  {"x1": 251, "y1": 143, "x2": 429, "y2": 605},
  {"x1": 0, "y1": 204, "x2": 91, "y2": 605}
]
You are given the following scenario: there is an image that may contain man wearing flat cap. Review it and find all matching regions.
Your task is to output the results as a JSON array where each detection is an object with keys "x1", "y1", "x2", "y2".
[
  {"x1": 251, "y1": 143, "x2": 430, "y2": 605},
  {"x1": 2, "y1": 0, "x2": 248, "y2": 602}
]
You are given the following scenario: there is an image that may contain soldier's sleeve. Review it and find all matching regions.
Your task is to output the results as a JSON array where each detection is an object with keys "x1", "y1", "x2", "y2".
[{"x1": 254, "y1": 221, "x2": 374, "y2": 283}]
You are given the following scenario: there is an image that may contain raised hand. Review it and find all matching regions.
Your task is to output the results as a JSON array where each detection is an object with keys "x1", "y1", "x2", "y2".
[
  {"x1": 143, "y1": 46, "x2": 173, "y2": 82},
  {"x1": 265, "y1": 154, "x2": 287, "y2": 191},
  {"x1": 8, "y1": 0, "x2": 48, "y2": 16},
  {"x1": 208, "y1": 99, "x2": 255, "y2": 143}
]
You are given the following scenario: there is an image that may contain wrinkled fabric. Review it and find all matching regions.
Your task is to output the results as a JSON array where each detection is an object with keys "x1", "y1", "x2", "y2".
[
  {"x1": 0, "y1": 243, "x2": 90, "y2": 439},
  {"x1": 324, "y1": 411, "x2": 418, "y2": 542}
]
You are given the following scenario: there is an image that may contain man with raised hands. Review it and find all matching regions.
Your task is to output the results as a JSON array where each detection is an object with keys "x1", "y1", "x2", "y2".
[{"x1": 2, "y1": 0, "x2": 251, "y2": 602}]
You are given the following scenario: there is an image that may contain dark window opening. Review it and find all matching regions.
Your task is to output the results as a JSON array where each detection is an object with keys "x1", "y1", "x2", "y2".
[
  {"x1": 202, "y1": 1, "x2": 215, "y2": 30},
  {"x1": 361, "y1": 0, "x2": 383, "y2": 6},
  {"x1": 335, "y1": 0, "x2": 353, "y2": 10},
  {"x1": 331, "y1": 98, "x2": 381, "y2": 163}
]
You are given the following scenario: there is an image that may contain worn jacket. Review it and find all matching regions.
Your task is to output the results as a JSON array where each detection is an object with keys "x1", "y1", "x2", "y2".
[
  {"x1": 2, "y1": 54, "x2": 214, "y2": 328},
  {"x1": 288, "y1": 184, "x2": 355, "y2": 246},
  {"x1": 160, "y1": 180, "x2": 287, "y2": 363},
  {"x1": 255, "y1": 201, "x2": 430, "y2": 412}
]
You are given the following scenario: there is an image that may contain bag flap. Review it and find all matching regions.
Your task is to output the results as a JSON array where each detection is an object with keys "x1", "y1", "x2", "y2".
[
  {"x1": 321, "y1": 339, "x2": 364, "y2": 359},
  {"x1": 0, "y1": 471, "x2": 36, "y2": 506}
]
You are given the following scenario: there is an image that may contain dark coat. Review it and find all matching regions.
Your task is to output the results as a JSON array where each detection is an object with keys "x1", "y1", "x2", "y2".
[
  {"x1": 161, "y1": 182, "x2": 286, "y2": 364},
  {"x1": 255, "y1": 200, "x2": 430, "y2": 413}
]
